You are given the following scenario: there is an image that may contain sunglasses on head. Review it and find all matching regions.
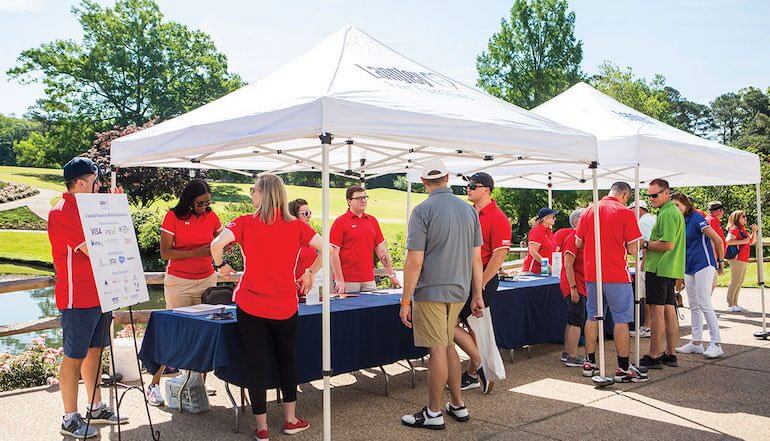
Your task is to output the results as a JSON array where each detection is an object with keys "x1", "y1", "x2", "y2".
[{"x1": 467, "y1": 182, "x2": 486, "y2": 190}]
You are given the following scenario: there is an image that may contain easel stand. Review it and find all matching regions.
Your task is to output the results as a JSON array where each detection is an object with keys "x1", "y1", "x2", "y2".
[{"x1": 82, "y1": 306, "x2": 160, "y2": 440}]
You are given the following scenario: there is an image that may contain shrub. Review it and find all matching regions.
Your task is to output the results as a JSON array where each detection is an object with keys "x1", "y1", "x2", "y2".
[
  {"x1": 132, "y1": 209, "x2": 165, "y2": 271},
  {"x1": 0, "y1": 334, "x2": 61, "y2": 392},
  {"x1": 0, "y1": 181, "x2": 39, "y2": 203}
]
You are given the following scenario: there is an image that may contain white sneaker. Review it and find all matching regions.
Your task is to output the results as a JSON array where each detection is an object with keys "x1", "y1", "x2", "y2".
[
  {"x1": 640, "y1": 327, "x2": 652, "y2": 338},
  {"x1": 401, "y1": 407, "x2": 445, "y2": 430},
  {"x1": 736, "y1": 305, "x2": 748, "y2": 312},
  {"x1": 728, "y1": 305, "x2": 742, "y2": 313},
  {"x1": 703, "y1": 343, "x2": 724, "y2": 359},
  {"x1": 145, "y1": 384, "x2": 164, "y2": 407},
  {"x1": 675, "y1": 342, "x2": 704, "y2": 354}
]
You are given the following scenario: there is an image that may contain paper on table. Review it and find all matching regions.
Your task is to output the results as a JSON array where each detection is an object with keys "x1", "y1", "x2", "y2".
[{"x1": 173, "y1": 304, "x2": 224, "y2": 316}]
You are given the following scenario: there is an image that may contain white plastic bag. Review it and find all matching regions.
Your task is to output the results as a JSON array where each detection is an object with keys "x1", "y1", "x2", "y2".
[
  {"x1": 164, "y1": 370, "x2": 210, "y2": 413},
  {"x1": 467, "y1": 308, "x2": 506, "y2": 382}
]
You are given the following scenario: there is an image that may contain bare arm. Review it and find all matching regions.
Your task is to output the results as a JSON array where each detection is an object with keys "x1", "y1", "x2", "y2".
[
  {"x1": 469, "y1": 246, "x2": 484, "y2": 316},
  {"x1": 330, "y1": 246, "x2": 346, "y2": 293},
  {"x1": 160, "y1": 231, "x2": 210, "y2": 260},
  {"x1": 625, "y1": 239, "x2": 640, "y2": 256},
  {"x1": 401, "y1": 250, "x2": 424, "y2": 303},
  {"x1": 646, "y1": 240, "x2": 674, "y2": 252},
  {"x1": 564, "y1": 252, "x2": 579, "y2": 303},
  {"x1": 375, "y1": 240, "x2": 401, "y2": 287},
  {"x1": 527, "y1": 242, "x2": 543, "y2": 261},
  {"x1": 210, "y1": 229, "x2": 235, "y2": 266},
  {"x1": 483, "y1": 248, "x2": 508, "y2": 286},
  {"x1": 703, "y1": 227, "x2": 725, "y2": 260},
  {"x1": 725, "y1": 232, "x2": 751, "y2": 246}
]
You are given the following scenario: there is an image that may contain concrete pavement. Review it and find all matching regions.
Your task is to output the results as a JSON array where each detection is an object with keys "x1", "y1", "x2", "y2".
[
  {"x1": 1, "y1": 286, "x2": 768, "y2": 440},
  {"x1": 0, "y1": 188, "x2": 59, "y2": 220}
]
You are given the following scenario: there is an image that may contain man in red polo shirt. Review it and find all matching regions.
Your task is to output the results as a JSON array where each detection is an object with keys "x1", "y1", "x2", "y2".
[
  {"x1": 576, "y1": 181, "x2": 647, "y2": 383},
  {"x1": 330, "y1": 186, "x2": 401, "y2": 293},
  {"x1": 48, "y1": 157, "x2": 127, "y2": 438},
  {"x1": 705, "y1": 201, "x2": 726, "y2": 290},
  {"x1": 455, "y1": 172, "x2": 511, "y2": 395}
]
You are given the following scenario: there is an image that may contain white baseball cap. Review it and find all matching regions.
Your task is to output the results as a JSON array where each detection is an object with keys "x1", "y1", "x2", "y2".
[
  {"x1": 628, "y1": 200, "x2": 648, "y2": 210},
  {"x1": 420, "y1": 158, "x2": 449, "y2": 180}
]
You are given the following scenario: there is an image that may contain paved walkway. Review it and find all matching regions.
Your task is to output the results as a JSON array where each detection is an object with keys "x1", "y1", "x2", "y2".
[
  {"x1": 0, "y1": 188, "x2": 59, "y2": 221},
  {"x1": 1, "y1": 287, "x2": 768, "y2": 440}
]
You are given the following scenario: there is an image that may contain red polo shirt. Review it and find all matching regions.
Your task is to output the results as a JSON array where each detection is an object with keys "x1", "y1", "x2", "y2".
[
  {"x1": 227, "y1": 212, "x2": 317, "y2": 319},
  {"x1": 522, "y1": 223, "x2": 556, "y2": 274},
  {"x1": 728, "y1": 226, "x2": 751, "y2": 262},
  {"x1": 553, "y1": 227, "x2": 572, "y2": 250},
  {"x1": 294, "y1": 244, "x2": 318, "y2": 294},
  {"x1": 161, "y1": 210, "x2": 222, "y2": 280},
  {"x1": 576, "y1": 196, "x2": 642, "y2": 283},
  {"x1": 330, "y1": 210, "x2": 385, "y2": 282},
  {"x1": 48, "y1": 193, "x2": 99, "y2": 310},
  {"x1": 706, "y1": 214, "x2": 726, "y2": 251},
  {"x1": 559, "y1": 230, "x2": 586, "y2": 297},
  {"x1": 477, "y1": 200, "x2": 512, "y2": 268}
]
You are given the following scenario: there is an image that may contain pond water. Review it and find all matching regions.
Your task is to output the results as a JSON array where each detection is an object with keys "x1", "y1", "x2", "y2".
[{"x1": 0, "y1": 285, "x2": 166, "y2": 355}]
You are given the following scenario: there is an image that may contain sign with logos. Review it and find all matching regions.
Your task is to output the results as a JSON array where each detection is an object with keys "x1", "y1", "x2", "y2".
[{"x1": 76, "y1": 193, "x2": 149, "y2": 312}]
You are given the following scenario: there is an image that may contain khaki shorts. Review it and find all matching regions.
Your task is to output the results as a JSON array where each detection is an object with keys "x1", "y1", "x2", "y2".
[
  {"x1": 412, "y1": 301, "x2": 465, "y2": 348},
  {"x1": 164, "y1": 273, "x2": 218, "y2": 309},
  {"x1": 344, "y1": 280, "x2": 377, "y2": 293}
]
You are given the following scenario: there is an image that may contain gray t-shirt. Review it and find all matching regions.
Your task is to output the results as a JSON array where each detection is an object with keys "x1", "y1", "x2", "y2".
[{"x1": 407, "y1": 187, "x2": 482, "y2": 303}]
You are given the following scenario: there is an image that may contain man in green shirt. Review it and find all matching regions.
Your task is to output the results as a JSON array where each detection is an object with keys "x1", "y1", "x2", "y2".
[{"x1": 640, "y1": 178, "x2": 685, "y2": 370}]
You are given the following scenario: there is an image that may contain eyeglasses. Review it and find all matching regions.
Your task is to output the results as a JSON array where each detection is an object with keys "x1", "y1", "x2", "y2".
[
  {"x1": 350, "y1": 195, "x2": 369, "y2": 202},
  {"x1": 195, "y1": 200, "x2": 211, "y2": 208},
  {"x1": 300, "y1": 210, "x2": 312, "y2": 218},
  {"x1": 467, "y1": 182, "x2": 487, "y2": 190}
]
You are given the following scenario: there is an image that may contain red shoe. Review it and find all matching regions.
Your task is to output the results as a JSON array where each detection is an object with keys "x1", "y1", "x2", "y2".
[
  {"x1": 283, "y1": 417, "x2": 310, "y2": 435},
  {"x1": 254, "y1": 429, "x2": 269, "y2": 441}
]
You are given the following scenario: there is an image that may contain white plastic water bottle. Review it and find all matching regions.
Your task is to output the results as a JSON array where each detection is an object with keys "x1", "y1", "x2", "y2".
[{"x1": 540, "y1": 258, "x2": 549, "y2": 276}]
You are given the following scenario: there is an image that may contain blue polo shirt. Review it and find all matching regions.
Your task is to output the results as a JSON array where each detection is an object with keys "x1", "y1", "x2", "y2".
[{"x1": 684, "y1": 212, "x2": 715, "y2": 275}]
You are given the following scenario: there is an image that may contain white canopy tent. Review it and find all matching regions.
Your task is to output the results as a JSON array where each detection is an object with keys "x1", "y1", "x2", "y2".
[{"x1": 111, "y1": 25, "x2": 603, "y2": 437}]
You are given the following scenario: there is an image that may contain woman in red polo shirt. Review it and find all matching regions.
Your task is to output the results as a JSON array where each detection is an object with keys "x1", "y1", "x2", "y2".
[
  {"x1": 289, "y1": 198, "x2": 318, "y2": 297},
  {"x1": 725, "y1": 209, "x2": 758, "y2": 312},
  {"x1": 146, "y1": 179, "x2": 222, "y2": 406},
  {"x1": 210, "y1": 174, "x2": 321, "y2": 440},
  {"x1": 522, "y1": 207, "x2": 558, "y2": 275}
]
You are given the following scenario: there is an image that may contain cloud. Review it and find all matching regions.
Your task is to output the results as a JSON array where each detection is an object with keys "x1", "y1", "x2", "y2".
[{"x1": 0, "y1": 0, "x2": 44, "y2": 13}]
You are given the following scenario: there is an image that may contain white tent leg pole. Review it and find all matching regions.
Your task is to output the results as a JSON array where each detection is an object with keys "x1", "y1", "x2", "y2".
[
  {"x1": 547, "y1": 187, "x2": 553, "y2": 209},
  {"x1": 634, "y1": 165, "x2": 641, "y2": 365},
  {"x1": 110, "y1": 170, "x2": 117, "y2": 192},
  {"x1": 320, "y1": 133, "x2": 333, "y2": 441},
  {"x1": 406, "y1": 179, "x2": 412, "y2": 227},
  {"x1": 591, "y1": 164, "x2": 611, "y2": 385},
  {"x1": 754, "y1": 182, "x2": 768, "y2": 338}
]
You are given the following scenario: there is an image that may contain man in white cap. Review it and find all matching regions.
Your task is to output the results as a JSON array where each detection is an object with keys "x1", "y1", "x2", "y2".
[
  {"x1": 399, "y1": 159, "x2": 484, "y2": 430},
  {"x1": 630, "y1": 199, "x2": 656, "y2": 338}
]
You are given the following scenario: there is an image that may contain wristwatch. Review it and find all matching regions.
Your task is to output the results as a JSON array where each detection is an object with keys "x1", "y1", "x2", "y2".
[
  {"x1": 717, "y1": 258, "x2": 725, "y2": 263},
  {"x1": 213, "y1": 260, "x2": 228, "y2": 270},
  {"x1": 642, "y1": 240, "x2": 649, "y2": 250},
  {"x1": 400, "y1": 299, "x2": 412, "y2": 306},
  {"x1": 570, "y1": 285, "x2": 578, "y2": 290}
]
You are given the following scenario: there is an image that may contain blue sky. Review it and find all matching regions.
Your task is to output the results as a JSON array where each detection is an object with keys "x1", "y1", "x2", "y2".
[{"x1": 1, "y1": 0, "x2": 768, "y2": 117}]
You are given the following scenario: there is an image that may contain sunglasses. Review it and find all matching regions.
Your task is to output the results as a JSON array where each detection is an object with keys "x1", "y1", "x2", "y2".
[
  {"x1": 467, "y1": 182, "x2": 487, "y2": 190},
  {"x1": 647, "y1": 189, "x2": 667, "y2": 199},
  {"x1": 350, "y1": 195, "x2": 369, "y2": 202},
  {"x1": 194, "y1": 200, "x2": 211, "y2": 208},
  {"x1": 300, "y1": 210, "x2": 312, "y2": 218}
]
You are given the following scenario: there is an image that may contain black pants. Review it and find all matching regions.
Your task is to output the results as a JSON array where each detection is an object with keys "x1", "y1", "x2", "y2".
[{"x1": 236, "y1": 307, "x2": 298, "y2": 415}]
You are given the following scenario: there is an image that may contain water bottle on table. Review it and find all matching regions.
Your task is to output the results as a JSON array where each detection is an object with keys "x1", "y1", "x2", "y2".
[{"x1": 540, "y1": 258, "x2": 549, "y2": 277}]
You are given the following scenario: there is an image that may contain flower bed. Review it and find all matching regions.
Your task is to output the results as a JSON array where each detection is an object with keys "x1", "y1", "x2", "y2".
[
  {"x1": 0, "y1": 334, "x2": 61, "y2": 392},
  {"x1": 0, "y1": 182, "x2": 39, "y2": 204}
]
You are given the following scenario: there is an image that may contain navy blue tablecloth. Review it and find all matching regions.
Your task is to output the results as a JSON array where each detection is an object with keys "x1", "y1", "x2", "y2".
[
  {"x1": 490, "y1": 276, "x2": 642, "y2": 348},
  {"x1": 139, "y1": 294, "x2": 426, "y2": 388}
]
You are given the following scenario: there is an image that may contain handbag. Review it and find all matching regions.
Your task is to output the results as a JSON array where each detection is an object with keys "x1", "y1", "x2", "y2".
[
  {"x1": 201, "y1": 286, "x2": 234, "y2": 305},
  {"x1": 725, "y1": 229, "x2": 747, "y2": 260},
  {"x1": 466, "y1": 308, "x2": 506, "y2": 382}
]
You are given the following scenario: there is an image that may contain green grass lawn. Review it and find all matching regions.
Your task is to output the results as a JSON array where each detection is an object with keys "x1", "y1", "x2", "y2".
[
  {"x1": 0, "y1": 231, "x2": 52, "y2": 264},
  {"x1": 0, "y1": 263, "x2": 53, "y2": 276},
  {"x1": 716, "y1": 262, "x2": 770, "y2": 288},
  {"x1": 0, "y1": 206, "x2": 47, "y2": 230},
  {"x1": 0, "y1": 166, "x2": 64, "y2": 191}
]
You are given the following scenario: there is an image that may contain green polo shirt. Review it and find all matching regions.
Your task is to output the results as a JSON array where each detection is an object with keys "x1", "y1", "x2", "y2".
[{"x1": 644, "y1": 200, "x2": 686, "y2": 279}]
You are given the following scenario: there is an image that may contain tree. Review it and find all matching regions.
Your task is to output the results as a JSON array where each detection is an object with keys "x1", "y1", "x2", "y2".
[
  {"x1": 476, "y1": 0, "x2": 583, "y2": 109},
  {"x1": 710, "y1": 93, "x2": 745, "y2": 145},
  {"x1": 665, "y1": 87, "x2": 713, "y2": 136},
  {"x1": 8, "y1": 0, "x2": 243, "y2": 128},
  {"x1": 83, "y1": 122, "x2": 192, "y2": 208},
  {"x1": 0, "y1": 114, "x2": 41, "y2": 165}
]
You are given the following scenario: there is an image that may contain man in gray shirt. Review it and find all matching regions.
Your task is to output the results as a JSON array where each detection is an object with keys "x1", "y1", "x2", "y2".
[{"x1": 400, "y1": 158, "x2": 484, "y2": 430}]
